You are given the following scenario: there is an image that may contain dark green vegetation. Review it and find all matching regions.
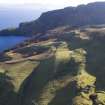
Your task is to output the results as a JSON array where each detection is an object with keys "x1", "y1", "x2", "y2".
[
  {"x1": 1, "y1": 2, "x2": 105, "y2": 105},
  {"x1": 0, "y1": 25, "x2": 105, "y2": 105},
  {"x1": 1, "y1": 2, "x2": 105, "y2": 36}
]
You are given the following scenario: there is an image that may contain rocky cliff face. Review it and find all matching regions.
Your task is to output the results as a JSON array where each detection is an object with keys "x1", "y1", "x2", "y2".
[
  {"x1": 25, "y1": 2, "x2": 105, "y2": 33},
  {"x1": 1, "y1": 2, "x2": 105, "y2": 36}
]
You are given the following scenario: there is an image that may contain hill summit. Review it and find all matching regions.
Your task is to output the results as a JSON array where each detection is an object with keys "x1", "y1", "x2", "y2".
[{"x1": 1, "y1": 2, "x2": 105, "y2": 36}]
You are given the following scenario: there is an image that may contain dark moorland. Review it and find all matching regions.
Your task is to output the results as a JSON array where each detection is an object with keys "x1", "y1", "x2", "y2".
[{"x1": 0, "y1": 2, "x2": 105, "y2": 105}]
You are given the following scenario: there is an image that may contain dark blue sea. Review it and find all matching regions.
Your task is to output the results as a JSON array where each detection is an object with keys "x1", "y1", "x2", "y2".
[{"x1": 0, "y1": 36, "x2": 27, "y2": 52}]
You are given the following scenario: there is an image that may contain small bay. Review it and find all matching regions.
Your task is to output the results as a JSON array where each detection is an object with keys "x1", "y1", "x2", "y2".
[{"x1": 0, "y1": 36, "x2": 27, "y2": 52}]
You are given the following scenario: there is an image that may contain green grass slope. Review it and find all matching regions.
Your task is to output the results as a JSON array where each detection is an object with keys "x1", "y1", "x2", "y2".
[{"x1": 0, "y1": 26, "x2": 105, "y2": 105}]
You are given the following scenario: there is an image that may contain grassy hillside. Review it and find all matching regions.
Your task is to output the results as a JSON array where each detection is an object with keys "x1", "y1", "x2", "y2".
[{"x1": 0, "y1": 26, "x2": 105, "y2": 105}]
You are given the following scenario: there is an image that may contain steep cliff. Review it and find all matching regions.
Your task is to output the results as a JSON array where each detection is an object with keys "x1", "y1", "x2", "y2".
[{"x1": 1, "y1": 2, "x2": 105, "y2": 36}]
